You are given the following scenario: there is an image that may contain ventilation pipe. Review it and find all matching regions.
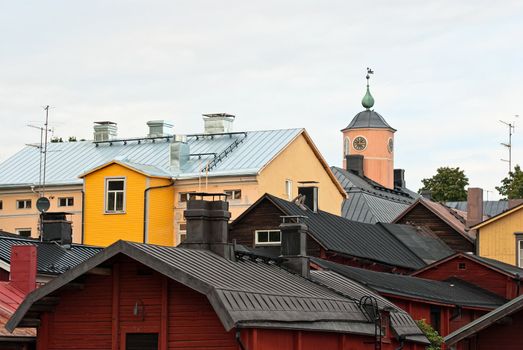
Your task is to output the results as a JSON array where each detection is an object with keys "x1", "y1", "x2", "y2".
[{"x1": 170, "y1": 135, "x2": 190, "y2": 172}]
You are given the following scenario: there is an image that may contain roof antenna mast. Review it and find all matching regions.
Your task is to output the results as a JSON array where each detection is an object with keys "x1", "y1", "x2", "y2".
[
  {"x1": 42, "y1": 105, "x2": 50, "y2": 198},
  {"x1": 500, "y1": 115, "x2": 518, "y2": 173}
]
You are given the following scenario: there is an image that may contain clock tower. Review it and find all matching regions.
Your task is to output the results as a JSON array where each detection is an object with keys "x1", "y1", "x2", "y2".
[{"x1": 341, "y1": 69, "x2": 396, "y2": 189}]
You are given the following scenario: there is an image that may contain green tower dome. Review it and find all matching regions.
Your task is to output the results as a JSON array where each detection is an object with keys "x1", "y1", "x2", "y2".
[{"x1": 361, "y1": 86, "x2": 374, "y2": 110}]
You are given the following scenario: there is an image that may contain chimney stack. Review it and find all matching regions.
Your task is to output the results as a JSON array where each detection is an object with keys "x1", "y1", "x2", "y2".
[
  {"x1": 10, "y1": 245, "x2": 37, "y2": 294},
  {"x1": 202, "y1": 113, "x2": 235, "y2": 134},
  {"x1": 394, "y1": 169, "x2": 406, "y2": 188},
  {"x1": 346, "y1": 155, "x2": 364, "y2": 177},
  {"x1": 41, "y1": 212, "x2": 73, "y2": 248},
  {"x1": 170, "y1": 135, "x2": 190, "y2": 172},
  {"x1": 181, "y1": 193, "x2": 234, "y2": 260},
  {"x1": 279, "y1": 216, "x2": 310, "y2": 278},
  {"x1": 93, "y1": 121, "x2": 117, "y2": 141},
  {"x1": 147, "y1": 120, "x2": 173, "y2": 138},
  {"x1": 466, "y1": 188, "x2": 484, "y2": 228}
]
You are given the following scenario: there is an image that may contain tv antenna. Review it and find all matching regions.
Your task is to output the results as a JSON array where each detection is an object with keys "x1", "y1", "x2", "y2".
[
  {"x1": 500, "y1": 115, "x2": 518, "y2": 173},
  {"x1": 27, "y1": 106, "x2": 54, "y2": 197}
]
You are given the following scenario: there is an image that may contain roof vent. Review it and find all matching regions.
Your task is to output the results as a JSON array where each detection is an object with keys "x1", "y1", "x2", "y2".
[
  {"x1": 170, "y1": 135, "x2": 189, "y2": 172},
  {"x1": 93, "y1": 121, "x2": 117, "y2": 142},
  {"x1": 202, "y1": 113, "x2": 235, "y2": 134},
  {"x1": 394, "y1": 169, "x2": 406, "y2": 188},
  {"x1": 279, "y1": 215, "x2": 309, "y2": 278},
  {"x1": 147, "y1": 120, "x2": 173, "y2": 138},
  {"x1": 346, "y1": 154, "x2": 364, "y2": 177}
]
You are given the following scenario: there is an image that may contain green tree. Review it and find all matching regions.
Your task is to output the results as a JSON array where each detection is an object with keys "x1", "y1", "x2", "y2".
[
  {"x1": 419, "y1": 167, "x2": 469, "y2": 202},
  {"x1": 415, "y1": 319, "x2": 443, "y2": 350},
  {"x1": 496, "y1": 164, "x2": 523, "y2": 199}
]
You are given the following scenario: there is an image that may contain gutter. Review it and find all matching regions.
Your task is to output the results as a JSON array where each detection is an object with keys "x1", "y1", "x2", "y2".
[{"x1": 143, "y1": 182, "x2": 174, "y2": 243}]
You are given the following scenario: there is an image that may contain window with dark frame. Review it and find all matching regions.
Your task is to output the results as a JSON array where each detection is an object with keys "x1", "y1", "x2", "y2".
[
  {"x1": 106, "y1": 178, "x2": 125, "y2": 212},
  {"x1": 15, "y1": 228, "x2": 31, "y2": 237},
  {"x1": 16, "y1": 199, "x2": 31, "y2": 209},
  {"x1": 58, "y1": 197, "x2": 74, "y2": 207},
  {"x1": 458, "y1": 262, "x2": 466, "y2": 270},
  {"x1": 179, "y1": 192, "x2": 195, "y2": 203},
  {"x1": 255, "y1": 230, "x2": 281, "y2": 245},
  {"x1": 430, "y1": 306, "x2": 441, "y2": 334}
]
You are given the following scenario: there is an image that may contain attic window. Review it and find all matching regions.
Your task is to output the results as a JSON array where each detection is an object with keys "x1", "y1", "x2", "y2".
[
  {"x1": 255, "y1": 230, "x2": 281, "y2": 246},
  {"x1": 224, "y1": 189, "x2": 241, "y2": 200},
  {"x1": 458, "y1": 262, "x2": 466, "y2": 270}
]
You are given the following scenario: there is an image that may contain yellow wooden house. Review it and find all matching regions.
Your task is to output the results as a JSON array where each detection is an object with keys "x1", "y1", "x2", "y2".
[{"x1": 475, "y1": 202, "x2": 523, "y2": 266}]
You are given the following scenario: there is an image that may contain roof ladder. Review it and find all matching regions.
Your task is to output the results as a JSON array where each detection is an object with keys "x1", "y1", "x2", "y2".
[{"x1": 205, "y1": 133, "x2": 248, "y2": 172}]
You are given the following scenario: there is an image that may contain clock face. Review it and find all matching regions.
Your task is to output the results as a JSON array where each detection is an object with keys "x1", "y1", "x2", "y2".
[
  {"x1": 353, "y1": 136, "x2": 367, "y2": 151},
  {"x1": 388, "y1": 138, "x2": 394, "y2": 153}
]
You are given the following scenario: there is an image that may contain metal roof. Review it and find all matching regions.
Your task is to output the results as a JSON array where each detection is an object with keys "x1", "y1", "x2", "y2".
[
  {"x1": 343, "y1": 110, "x2": 396, "y2": 131},
  {"x1": 0, "y1": 236, "x2": 102, "y2": 275},
  {"x1": 261, "y1": 194, "x2": 429, "y2": 270},
  {"x1": 312, "y1": 258, "x2": 507, "y2": 310},
  {"x1": 0, "y1": 129, "x2": 302, "y2": 187},
  {"x1": 444, "y1": 293, "x2": 523, "y2": 345},
  {"x1": 445, "y1": 200, "x2": 509, "y2": 218},
  {"x1": 332, "y1": 166, "x2": 416, "y2": 224},
  {"x1": 8, "y1": 241, "x2": 384, "y2": 335}
]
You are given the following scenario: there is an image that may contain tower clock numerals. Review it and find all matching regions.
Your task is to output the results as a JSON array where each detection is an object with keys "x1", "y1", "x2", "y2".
[
  {"x1": 353, "y1": 136, "x2": 367, "y2": 151},
  {"x1": 388, "y1": 138, "x2": 394, "y2": 153}
]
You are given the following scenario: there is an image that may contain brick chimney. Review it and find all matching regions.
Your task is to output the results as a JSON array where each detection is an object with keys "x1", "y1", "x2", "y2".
[
  {"x1": 279, "y1": 216, "x2": 310, "y2": 278},
  {"x1": 466, "y1": 188, "x2": 484, "y2": 228},
  {"x1": 181, "y1": 193, "x2": 235, "y2": 260},
  {"x1": 10, "y1": 245, "x2": 37, "y2": 294}
]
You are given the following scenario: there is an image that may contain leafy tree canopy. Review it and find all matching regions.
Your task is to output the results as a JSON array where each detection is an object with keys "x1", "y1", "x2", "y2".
[
  {"x1": 416, "y1": 319, "x2": 443, "y2": 350},
  {"x1": 496, "y1": 164, "x2": 523, "y2": 199},
  {"x1": 419, "y1": 166, "x2": 469, "y2": 202}
]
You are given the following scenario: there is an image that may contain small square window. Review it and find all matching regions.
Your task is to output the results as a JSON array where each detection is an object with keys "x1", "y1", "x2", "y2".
[
  {"x1": 224, "y1": 189, "x2": 241, "y2": 200},
  {"x1": 255, "y1": 230, "x2": 281, "y2": 246},
  {"x1": 15, "y1": 228, "x2": 31, "y2": 237},
  {"x1": 177, "y1": 223, "x2": 187, "y2": 246},
  {"x1": 58, "y1": 197, "x2": 74, "y2": 207},
  {"x1": 16, "y1": 200, "x2": 31, "y2": 209},
  {"x1": 179, "y1": 192, "x2": 195, "y2": 203},
  {"x1": 458, "y1": 262, "x2": 466, "y2": 270}
]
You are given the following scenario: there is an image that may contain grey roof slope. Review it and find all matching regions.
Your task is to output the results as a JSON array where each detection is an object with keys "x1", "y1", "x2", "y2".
[
  {"x1": 311, "y1": 270, "x2": 428, "y2": 344},
  {"x1": 461, "y1": 254, "x2": 523, "y2": 278},
  {"x1": 343, "y1": 110, "x2": 396, "y2": 131},
  {"x1": 260, "y1": 194, "x2": 452, "y2": 270},
  {"x1": 9, "y1": 240, "x2": 386, "y2": 336},
  {"x1": 332, "y1": 166, "x2": 417, "y2": 224},
  {"x1": 445, "y1": 293, "x2": 523, "y2": 345},
  {"x1": 445, "y1": 200, "x2": 508, "y2": 218},
  {"x1": 0, "y1": 129, "x2": 302, "y2": 187},
  {"x1": 0, "y1": 236, "x2": 102, "y2": 275},
  {"x1": 312, "y1": 258, "x2": 506, "y2": 309}
]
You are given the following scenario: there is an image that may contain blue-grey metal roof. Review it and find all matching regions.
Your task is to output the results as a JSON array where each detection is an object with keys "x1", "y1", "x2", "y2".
[
  {"x1": 445, "y1": 200, "x2": 509, "y2": 218},
  {"x1": 0, "y1": 236, "x2": 102, "y2": 275},
  {"x1": 0, "y1": 129, "x2": 302, "y2": 187},
  {"x1": 343, "y1": 110, "x2": 396, "y2": 131},
  {"x1": 8, "y1": 240, "x2": 383, "y2": 335},
  {"x1": 312, "y1": 258, "x2": 507, "y2": 309},
  {"x1": 332, "y1": 166, "x2": 417, "y2": 224}
]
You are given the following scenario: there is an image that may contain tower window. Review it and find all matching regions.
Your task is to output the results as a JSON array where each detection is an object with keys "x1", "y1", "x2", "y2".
[{"x1": 344, "y1": 137, "x2": 350, "y2": 156}]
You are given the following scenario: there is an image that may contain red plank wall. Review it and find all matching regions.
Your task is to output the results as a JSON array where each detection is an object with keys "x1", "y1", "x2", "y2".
[
  {"x1": 35, "y1": 256, "x2": 423, "y2": 350},
  {"x1": 413, "y1": 256, "x2": 520, "y2": 299}
]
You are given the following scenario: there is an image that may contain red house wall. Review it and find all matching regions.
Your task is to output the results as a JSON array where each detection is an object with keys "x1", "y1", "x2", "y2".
[
  {"x1": 321, "y1": 250, "x2": 414, "y2": 274},
  {"x1": 413, "y1": 256, "x2": 520, "y2": 299},
  {"x1": 34, "y1": 256, "x2": 422, "y2": 350}
]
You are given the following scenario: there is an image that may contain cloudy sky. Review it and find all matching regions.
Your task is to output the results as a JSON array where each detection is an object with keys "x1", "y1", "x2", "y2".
[{"x1": 1, "y1": 1, "x2": 522, "y2": 198}]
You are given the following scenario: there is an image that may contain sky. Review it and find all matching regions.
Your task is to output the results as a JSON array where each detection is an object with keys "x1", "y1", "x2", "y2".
[{"x1": 0, "y1": 1, "x2": 522, "y2": 199}]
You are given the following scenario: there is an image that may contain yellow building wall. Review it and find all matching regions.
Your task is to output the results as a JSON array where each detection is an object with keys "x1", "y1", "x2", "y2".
[
  {"x1": 0, "y1": 187, "x2": 83, "y2": 242},
  {"x1": 258, "y1": 134, "x2": 343, "y2": 215},
  {"x1": 478, "y1": 209, "x2": 523, "y2": 265},
  {"x1": 146, "y1": 177, "x2": 175, "y2": 246}
]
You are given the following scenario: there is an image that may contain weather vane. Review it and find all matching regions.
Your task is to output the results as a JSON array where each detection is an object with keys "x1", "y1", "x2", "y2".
[{"x1": 366, "y1": 67, "x2": 374, "y2": 85}]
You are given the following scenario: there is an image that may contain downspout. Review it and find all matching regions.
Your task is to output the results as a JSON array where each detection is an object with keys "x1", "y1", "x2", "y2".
[
  {"x1": 235, "y1": 328, "x2": 247, "y2": 350},
  {"x1": 81, "y1": 190, "x2": 85, "y2": 244},
  {"x1": 394, "y1": 336, "x2": 405, "y2": 350},
  {"x1": 143, "y1": 181, "x2": 174, "y2": 243}
]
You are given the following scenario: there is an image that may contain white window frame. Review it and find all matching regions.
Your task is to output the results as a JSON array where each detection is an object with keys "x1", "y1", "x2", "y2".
[
  {"x1": 178, "y1": 192, "x2": 195, "y2": 203},
  {"x1": 58, "y1": 197, "x2": 74, "y2": 207},
  {"x1": 255, "y1": 230, "x2": 282, "y2": 246},
  {"x1": 344, "y1": 137, "x2": 350, "y2": 156},
  {"x1": 16, "y1": 199, "x2": 31, "y2": 209},
  {"x1": 518, "y1": 238, "x2": 523, "y2": 268},
  {"x1": 105, "y1": 177, "x2": 126, "y2": 213},
  {"x1": 224, "y1": 189, "x2": 242, "y2": 200},
  {"x1": 285, "y1": 180, "x2": 293, "y2": 200},
  {"x1": 15, "y1": 228, "x2": 32, "y2": 237}
]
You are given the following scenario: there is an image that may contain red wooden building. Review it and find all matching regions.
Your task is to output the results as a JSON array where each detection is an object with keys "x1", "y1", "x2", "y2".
[
  {"x1": 445, "y1": 294, "x2": 523, "y2": 350},
  {"x1": 7, "y1": 197, "x2": 429, "y2": 350},
  {"x1": 412, "y1": 252, "x2": 523, "y2": 300}
]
